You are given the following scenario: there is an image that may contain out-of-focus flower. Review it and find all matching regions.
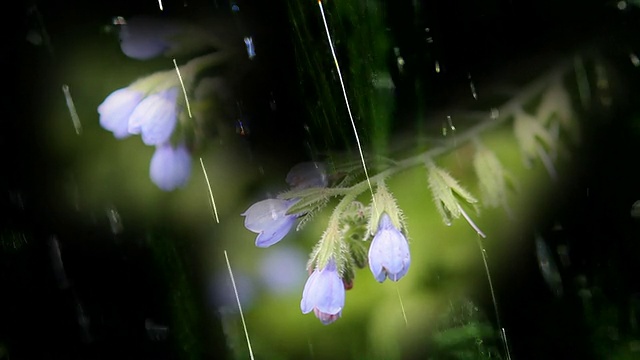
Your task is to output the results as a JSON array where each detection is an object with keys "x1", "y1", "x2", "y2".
[
  {"x1": 368, "y1": 213, "x2": 410, "y2": 282},
  {"x1": 149, "y1": 143, "x2": 192, "y2": 191},
  {"x1": 285, "y1": 162, "x2": 328, "y2": 190},
  {"x1": 118, "y1": 16, "x2": 180, "y2": 60},
  {"x1": 210, "y1": 270, "x2": 255, "y2": 312},
  {"x1": 300, "y1": 258, "x2": 345, "y2": 325},
  {"x1": 98, "y1": 87, "x2": 145, "y2": 139},
  {"x1": 258, "y1": 246, "x2": 307, "y2": 295},
  {"x1": 128, "y1": 87, "x2": 180, "y2": 146},
  {"x1": 242, "y1": 199, "x2": 298, "y2": 247}
]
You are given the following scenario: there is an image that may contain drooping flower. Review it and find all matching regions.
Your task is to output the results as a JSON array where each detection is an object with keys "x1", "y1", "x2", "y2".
[
  {"x1": 118, "y1": 16, "x2": 180, "y2": 60},
  {"x1": 149, "y1": 143, "x2": 192, "y2": 191},
  {"x1": 300, "y1": 258, "x2": 345, "y2": 325},
  {"x1": 241, "y1": 199, "x2": 298, "y2": 247},
  {"x1": 128, "y1": 87, "x2": 180, "y2": 146},
  {"x1": 368, "y1": 213, "x2": 410, "y2": 282},
  {"x1": 285, "y1": 162, "x2": 328, "y2": 190},
  {"x1": 97, "y1": 87, "x2": 145, "y2": 139}
]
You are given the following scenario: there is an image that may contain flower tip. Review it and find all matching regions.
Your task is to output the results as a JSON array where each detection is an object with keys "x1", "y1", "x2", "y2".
[{"x1": 314, "y1": 308, "x2": 341, "y2": 325}]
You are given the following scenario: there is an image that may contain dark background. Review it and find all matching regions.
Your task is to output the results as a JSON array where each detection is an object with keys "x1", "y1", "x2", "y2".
[{"x1": 3, "y1": 0, "x2": 640, "y2": 359}]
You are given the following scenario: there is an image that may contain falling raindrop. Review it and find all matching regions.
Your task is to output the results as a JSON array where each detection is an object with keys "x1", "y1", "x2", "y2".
[
  {"x1": 73, "y1": 295, "x2": 92, "y2": 343},
  {"x1": 235, "y1": 119, "x2": 250, "y2": 136},
  {"x1": 105, "y1": 205, "x2": 123, "y2": 234},
  {"x1": 446, "y1": 115, "x2": 456, "y2": 132},
  {"x1": 595, "y1": 63, "x2": 612, "y2": 106},
  {"x1": 631, "y1": 200, "x2": 640, "y2": 218},
  {"x1": 48, "y1": 236, "x2": 70, "y2": 289},
  {"x1": 442, "y1": 115, "x2": 457, "y2": 140},
  {"x1": 145, "y1": 319, "x2": 169, "y2": 341},
  {"x1": 425, "y1": 28, "x2": 433, "y2": 43},
  {"x1": 269, "y1": 91, "x2": 277, "y2": 111},
  {"x1": 535, "y1": 234, "x2": 564, "y2": 297},
  {"x1": 244, "y1": 37, "x2": 256, "y2": 59},
  {"x1": 26, "y1": 29, "x2": 42, "y2": 46},
  {"x1": 0, "y1": 230, "x2": 28, "y2": 252},
  {"x1": 435, "y1": 60, "x2": 441, "y2": 73},
  {"x1": 62, "y1": 84, "x2": 82, "y2": 135},
  {"x1": 557, "y1": 244, "x2": 571, "y2": 267},
  {"x1": 394, "y1": 47, "x2": 405, "y2": 74},
  {"x1": 26, "y1": 5, "x2": 54, "y2": 57},
  {"x1": 468, "y1": 73, "x2": 478, "y2": 100},
  {"x1": 8, "y1": 190, "x2": 25, "y2": 209},
  {"x1": 630, "y1": 53, "x2": 639, "y2": 67}
]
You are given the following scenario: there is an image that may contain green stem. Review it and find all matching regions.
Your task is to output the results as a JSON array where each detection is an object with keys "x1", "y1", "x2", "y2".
[{"x1": 332, "y1": 61, "x2": 571, "y2": 201}]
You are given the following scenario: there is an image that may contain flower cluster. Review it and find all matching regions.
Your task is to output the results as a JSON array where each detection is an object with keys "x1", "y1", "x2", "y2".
[
  {"x1": 241, "y1": 165, "x2": 411, "y2": 325},
  {"x1": 98, "y1": 15, "x2": 239, "y2": 191},
  {"x1": 97, "y1": 16, "x2": 212, "y2": 192},
  {"x1": 98, "y1": 77, "x2": 192, "y2": 191}
]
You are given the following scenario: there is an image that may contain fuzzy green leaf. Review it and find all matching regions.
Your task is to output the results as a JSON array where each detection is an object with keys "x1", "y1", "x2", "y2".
[
  {"x1": 285, "y1": 191, "x2": 332, "y2": 215},
  {"x1": 473, "y1": 145, "x2": 507, "y2": 209},
  {"x1": 426, "y1": 161, "x2": 479, "y2": 226},
  {"x1": 514, "y1": 110, "x2": 556, "y2": 162},
  {"x1": 278, "y1": 187, "x2": 330, "y2": 200}
]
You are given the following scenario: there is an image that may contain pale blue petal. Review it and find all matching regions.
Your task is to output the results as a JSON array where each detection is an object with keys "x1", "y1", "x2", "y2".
[
  {"x1": 378, "y1": 212, "x2": 394, "y2": 229},
  {"x1": 255, "y1": 217, "x2": 296, "y2": 248},
  {"x1": 129, "y1": 88, "x2": 180, "y2": 146},
  {"x1": 314, "y1": 269, "x2": 345, "y2": 315},
  {"x1": 242, "y1": 199, "x2": 293, "y2": 233},
  {"x1": 98, "y1": 88, "x2": 144, "y2": 139},
  {"x1": 389, "y1": 258, "x2": 410, "y2": 282},
  {"x1": 368, "y1": 213, "x2": 410, "y2": 282},
  {"x1": 368, "y1": 235, "x2": 385, "y2": 282},
  {"x1": 300, "y1": 270, "x2": 321, "y2": 314},
  {"x1": 149, "y1": 143, "x2": 192, "y2": 191},
  {"x1": 300, "y1": 259, "x2": 344, "y2": 316},
  {"x1": 382, "y1": 230, "x2": 409, "y2": 275}
]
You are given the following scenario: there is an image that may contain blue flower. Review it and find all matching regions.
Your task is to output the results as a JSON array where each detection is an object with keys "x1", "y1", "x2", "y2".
[
  {"x1": 368, "y1": 213, "x2": 410, "y2": 282},
  {"x1": 97, "y1": 87, "x2": 144, "y2": 139},
  {"x1": 149, "y1": 143, "x2": 192, "y2": 191},
  {"x1": 285, "y1": 162, "x2": 328, "y2": 190},
  {"x1": 300, "y1": 258, "x2": 345, "y2": 325},
  {"x1": 241, "y1": 199, "x2": 298, "y2": 248},
  {"x1": 118, "y1": 16, "x2": 179, "y2": 60},
  {"x1": 128, "y1": 88, "x2": 180, "y2": 146}
]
